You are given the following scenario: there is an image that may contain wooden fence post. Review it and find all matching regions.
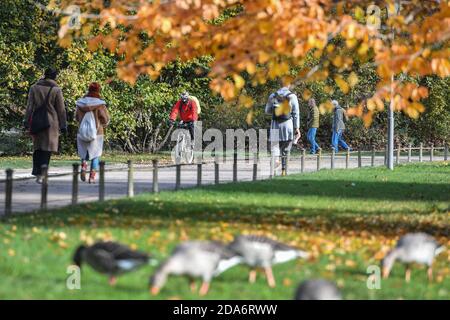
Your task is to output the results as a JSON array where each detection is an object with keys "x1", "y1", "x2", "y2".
[
  {"x1": 127, "y1": 160, "x2": 134, "y2": 197},
  {"x1": 152, "y1": 159, "x2": 159, "y2": 193},
  {"x1": 252, "y1": 152, "x2": 258, "y2": 181},
  {"x1": 4, "y1": 169, "x2": 13, "y2": 216},
  {"x1": 371, "y1": 146, "x2": 375, "y2": 167},
  {"x1": 346, "y1": 149, "x2": 350, "y2": 169},
  {"x1": 233, "y1": 152, "x2": 238, "y2": 182},
  {"x1": 358, "y1": 150, "x2": 362, "y2": 168},
  {"x1": 445, "y1": 144, "x2": 449, "y2": 161},
  {"x1": 384, "y1": 144, "x2": 388, "y2": 166},
  {"x1": 419, "y1": 143, "x2": 423, "y2": 162},
  {"x1": 316, "y1": 149, "x2": 321, "y2": 171},
  {"x1": 214, "y1": 159, "x2": 220, "y2": 185},
  {"x1": 270, "y1": 155, "x2": 275, "y2": 178},
  {"x1": 72, "y1": 164, "x2": 79, "y2": 206},
  {"x1": 331, "y1": 149, "x2": 335, "y2": 169},
  {"x1": 40, "y1": 165, "x2": 48, "y2": 210},
  {"x1": 301, "y1": 149, "x2": 305, "y2": 173},
  {"x1": 430, "y1": 144, "x2": 434, "y2": 162},
  {"x1": 407, "y1": 144, "x2": 412, "y2": 163},
  {"x1": 396, "y1": 145, "x2": 400, "y2": 165},
  {"x1": 99, "y1": 161, "x2": 105, "y2": 201},
  {"x1": 175, "y1": 163, "x2": 181, "y2": 191},
  {"x1": 197, "y1": 163, "x2": 202, "y2": 187}
]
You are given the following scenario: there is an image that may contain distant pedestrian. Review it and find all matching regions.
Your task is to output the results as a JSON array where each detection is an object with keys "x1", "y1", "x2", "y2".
[
  {"x1": 76, "y1": 83, "x2": 110, "y2": 184},
  {"x1": 265, "y1": 87, "x2": 301, "y2": 176},
  {"x1": 331, "y1": 100, "x2": 350, "y2": 152},
  {"x1": 24, "y1": 68, "x2": 67, "y2": 184},
  {"x1": 307, "y1": 98, "x2": 321, "y2": 154}
]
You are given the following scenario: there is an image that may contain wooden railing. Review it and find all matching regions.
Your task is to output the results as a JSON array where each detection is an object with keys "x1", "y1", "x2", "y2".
[{"x1": 1, "y1": 143, "x2": 448, "y2": 216}]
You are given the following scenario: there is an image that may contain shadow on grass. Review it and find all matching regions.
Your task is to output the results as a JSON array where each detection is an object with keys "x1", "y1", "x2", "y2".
[
  {"x1": 7, "y1": 196, "x2": 449, "y2": 237},
  {"x1": 209, "y1": 178, "x2": 450, "y2": 202},
  {"x1": 3, "y1": 164, "x2": 449, "y2": 237}
]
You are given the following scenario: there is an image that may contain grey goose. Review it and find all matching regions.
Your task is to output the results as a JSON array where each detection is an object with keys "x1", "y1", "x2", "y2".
[
  {"x1": 228, "y1": 235, "x2": 309, "y2": 287},
  {"x1": 149, "y1": 240, "x2": 242, "y2": 296}
]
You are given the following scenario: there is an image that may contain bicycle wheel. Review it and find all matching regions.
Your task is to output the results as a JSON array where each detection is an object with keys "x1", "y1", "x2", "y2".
[
  {"x1": 174, "y1": 132, "x2": 185, "y2": 164},
  {"x1": 185, "y1": 143, "x2": 194, "y2": 164}
]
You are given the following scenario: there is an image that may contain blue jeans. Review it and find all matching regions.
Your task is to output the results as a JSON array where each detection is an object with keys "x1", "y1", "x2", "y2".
[
  {"x1": 81, "y1": 152, "x2": 100, "y2": 171},
  {"x1": 307, "y1": 128, "x2": 320, "y2": 154},
  {"x1": 332, "y1": 130, "x2": 349, "y2": 152}
]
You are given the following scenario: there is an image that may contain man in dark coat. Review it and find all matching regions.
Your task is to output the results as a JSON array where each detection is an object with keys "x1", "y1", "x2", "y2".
[{"x1": 24, "y1": 68, "x2": 67, "y2": 183}]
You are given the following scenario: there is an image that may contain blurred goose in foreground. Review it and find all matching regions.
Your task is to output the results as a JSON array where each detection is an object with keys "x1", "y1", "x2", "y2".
[
  {"x1": 228, "y1": 235, "x2": 309, "y2": 288},
  {"x1": 149, "y1": 241, "x2": 242, "y2": 296},
  {"x1": 73, "y1": 241, "x2": 151, "y2": 285},
  {"x1": 382, "y1": 232, "x2": 444, "y2": 282},
  {"x1": 294, "y1": 279, "x2": 342, "y2": 300}
]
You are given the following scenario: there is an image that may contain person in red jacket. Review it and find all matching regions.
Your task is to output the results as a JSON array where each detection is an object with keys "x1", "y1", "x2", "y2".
[{"x1": 169, "y1": 92, "x2": 198, "y2": 141}]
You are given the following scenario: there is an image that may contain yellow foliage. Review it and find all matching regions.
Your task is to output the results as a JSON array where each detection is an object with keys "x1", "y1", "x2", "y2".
[
  {"x1": 348, "y1": 72, "x2": 359, "y2": 87},
  {"x1": 334, "y1": 75, "x2": 350, "y2": 94},
  {"x1": 55, "y1": 0, "x2": 449, "y2": 124}
]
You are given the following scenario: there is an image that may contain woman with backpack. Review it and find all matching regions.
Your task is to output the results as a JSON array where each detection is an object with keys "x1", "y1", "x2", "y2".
[
  {"x1": 75, "y1": 83, "x2": 110, "y2": 184},
  {"x1": 265, "y1": 87, "x2": 301, "y2": 176}
]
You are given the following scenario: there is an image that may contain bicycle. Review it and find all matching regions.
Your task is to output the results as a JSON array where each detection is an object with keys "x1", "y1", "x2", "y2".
[{"x1": 172, "y1": 121, "x2": 194, "y2": 164}]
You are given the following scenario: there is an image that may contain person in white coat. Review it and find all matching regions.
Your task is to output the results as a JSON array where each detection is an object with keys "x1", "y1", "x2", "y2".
[{"x1": 76, "y1": 83, "x2": 110, "y2": 183}]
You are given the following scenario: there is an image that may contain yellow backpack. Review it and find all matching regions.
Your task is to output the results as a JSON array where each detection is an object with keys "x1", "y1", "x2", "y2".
[{"x1": 189, "y1": 95, "x2": 201, "y2": 115}]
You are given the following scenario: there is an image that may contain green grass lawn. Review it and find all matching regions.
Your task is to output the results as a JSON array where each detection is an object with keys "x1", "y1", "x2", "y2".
[
  {"x1": 0, "y1": 162, "x2": 449, "y2": 300},
  {"x1": 0, "y1": 152, "x2": 172, "y2": 170}
]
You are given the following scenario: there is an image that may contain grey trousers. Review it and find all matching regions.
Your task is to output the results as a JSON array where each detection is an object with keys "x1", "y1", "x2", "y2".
[{"x1": 271, "y1": 140, "x2": 293, "y2": 170}]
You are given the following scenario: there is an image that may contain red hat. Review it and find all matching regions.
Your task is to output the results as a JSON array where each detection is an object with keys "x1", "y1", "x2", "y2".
[{"x1": 87, "y1": 82, "x2": 101, "y2": 98}]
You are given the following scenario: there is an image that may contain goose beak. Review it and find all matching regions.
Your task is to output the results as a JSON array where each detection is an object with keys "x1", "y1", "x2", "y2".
[{"x1": 150, "y1": 287, "x2": 160, "y2": 295}]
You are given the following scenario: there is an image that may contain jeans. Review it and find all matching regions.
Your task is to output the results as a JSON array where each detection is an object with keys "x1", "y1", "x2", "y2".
[
  {"x1": 32, "y1": 150, "x2": 52, "y2": 176},
  {"x1": 307, "y1": 128, "x2": 320, "y2": 154},
  {"x1": 331, "y1": 129, "x2": 349, "y2": 152},
  {"x1": 81, "y1": 152, "x2": 100, "y2": 171}
]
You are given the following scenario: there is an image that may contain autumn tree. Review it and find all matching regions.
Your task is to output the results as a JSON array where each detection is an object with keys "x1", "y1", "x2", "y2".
[{"x1": 54, "y1": 0, "x2": 449, "y2": 125}]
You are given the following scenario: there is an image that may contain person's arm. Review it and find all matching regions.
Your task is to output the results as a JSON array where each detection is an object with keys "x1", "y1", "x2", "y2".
[
  {"x1": 291, "y1": 95, "x2": 300, "y2": 128},
  {"x1": 97, "y1": 105, "x2": 110, "y2": 127},
  {"x1": 77, "y1": 104, "x2": 104, "y2": 113},
  {"x1": 55, "y1": 87, "x2": 67, "y2": 131},
  {"x1": 169, "y1": 101, "x2": 180, "y2": 121},
  {"x1": 76, "y1": 107, "x2": 84, "y2": 123},
  {"x1": 265, "y1": 94, "x2": 274, "y2": 114},
  {"x1": 343, "y1": 109, "x2": 349, "y2": 122},
  {"x1": 332, "y1": 110, "x2": 337, "y2": 132},
  {"x1": 306, "y1": 106, "x2": 311, "y2": 127},
  {"x1": 291, "y1": 95, "x2": 301, "y2": 137}
]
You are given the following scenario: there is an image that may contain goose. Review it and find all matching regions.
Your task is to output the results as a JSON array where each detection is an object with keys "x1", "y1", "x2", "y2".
[
  {"x1": 149, "y1": 241, "x2": 242, "y2": 296},
  {"x1": 294, "y1": 279, "x2": 342, "y2": 300},
  {"x1": 228, "y1": 235, "x2": 309, "y2": 288},
  {"x1": 381, "y1": 232, "x2": 445, "y2": 282},
  {"x1": 73, "y1": 241, "x2": 152, "y2": 286}
]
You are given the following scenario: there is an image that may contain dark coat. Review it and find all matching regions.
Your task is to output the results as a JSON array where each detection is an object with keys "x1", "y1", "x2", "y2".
[{"x1": 25, "y1": 79, "x2": 67, "y2": 152}]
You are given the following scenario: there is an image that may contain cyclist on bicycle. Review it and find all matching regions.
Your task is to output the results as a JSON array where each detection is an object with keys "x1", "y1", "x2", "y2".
[{"x1": 169, "y1": 92, "x2": 198, "y2": 143}]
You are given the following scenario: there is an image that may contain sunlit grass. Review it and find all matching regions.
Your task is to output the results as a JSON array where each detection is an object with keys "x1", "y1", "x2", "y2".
[{"x1": 0, "y1": 162, "x2": 449, "y2": 299}]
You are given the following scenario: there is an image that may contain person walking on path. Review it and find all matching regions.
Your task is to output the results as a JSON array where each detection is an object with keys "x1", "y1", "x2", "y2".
[
  {"x1": 331, "y1": 100, "x2": 350, "y2": 152},
  {"x1": 75, "y1": 83, "x2": 110, "y2": 184},
  {"x1": 307, "y1": 98, "x2": 321, "y2": 154},
  {"x1": 265, "y1": 87, "x2": 301, "y2": 176},
  {"x1": 24, "y1": 68, "x2": 67, "y2": 184}
]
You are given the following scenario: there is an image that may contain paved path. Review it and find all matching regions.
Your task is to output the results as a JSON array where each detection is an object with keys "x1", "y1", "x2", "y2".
[{"x1": 0, "y1": 154, "x2": 444, "y2": 215}]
